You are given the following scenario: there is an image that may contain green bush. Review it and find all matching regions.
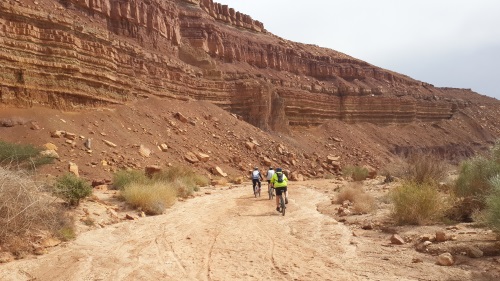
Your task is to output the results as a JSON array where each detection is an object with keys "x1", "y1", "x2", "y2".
[
  {"x1": 485, "y1": 175, "x2": 500, "y2": 231},
  {"x1": 53, "y1": 173, "x2": 92, "y2": 206},
  {"x1": 390, "y1": 181, "x2": 448, "y2": 225},
  {"x1": 450, "y1": 142, "x2": 500, "y2": 221},
  {"x1": 454, "y1": 156, "x2": 500, "y2": 199},
  {"x1": 0, "y1": 140, "x2": 53, "y2": 170}
]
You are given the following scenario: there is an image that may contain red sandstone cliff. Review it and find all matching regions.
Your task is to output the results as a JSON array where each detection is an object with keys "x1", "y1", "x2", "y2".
[{"x1": 0, "y1": 0, "x2": 498, "y2": 133}]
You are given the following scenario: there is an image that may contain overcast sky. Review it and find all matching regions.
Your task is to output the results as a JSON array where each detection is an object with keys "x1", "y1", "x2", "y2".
[{"x1": 218, "y1": 0, "x2": 500, "y2": 100}]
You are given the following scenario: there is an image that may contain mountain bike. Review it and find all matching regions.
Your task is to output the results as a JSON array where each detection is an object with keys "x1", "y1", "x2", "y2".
[
  {"x1": 273, "y1": 187, "x2": 285, "y2": 216},
  {"x1": 268, "y1": 182, "x2": 274, "y2": 200},
  {"x1": 253, "y1": 181, "x2": 261, "y2": 197},
  {"x1": 278, "y1": 192, "x2": 286, "y2": 216}
]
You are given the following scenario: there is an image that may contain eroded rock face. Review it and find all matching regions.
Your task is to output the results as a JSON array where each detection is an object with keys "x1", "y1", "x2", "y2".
[{"x1": 0, "y1": 0, "x2": 492, "y2": 132}]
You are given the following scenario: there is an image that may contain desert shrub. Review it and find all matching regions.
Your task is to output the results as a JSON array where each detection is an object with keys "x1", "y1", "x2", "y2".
[
  {"x1": 406, "y1": 154, "x2": 448, "y2": 185},
  {"x1": 116, "y1": 166, "x2": 208, "y2": 214},
  {"x1": 485, "y1": 175, "x2": 500, "y2": 231},
  {"x1": 0, "y1": 168, "x2": 74, "y2": 254},
  {"x1": 154, "y1": 165, "x2": 209, "y2": 187},
  {"x1": 454, "y1": 156, "x2": 500, "y2": 200},
  {"x1": 121, "y1": 181, "x2": 177, "y2": 215},
  {"x1": 336, "y1": 184, "x2": 363, "y2": 203},
  {"x1": 450, "y1": 143, "x2": 500, "y2": 221},
  {"x1": 336, "y1": 183, "x2": 376, "y2": 214},
  {"x1": 112, "y1": 169, "x2": 149, "y2": 190},
  {"x1": 390, "y1": 181, "x2": 448, "y2": 225},
  {"x1": 53, "y1": 173, "x2": 93, "y2": 206},
  {"x1": 152, "y1": 165, "x2": 209, "y2": 197},
  {"x1": 352, "y1": 193, "x2": 377, "y2": 214},
  {"x1": 0, "y1": 140, "x2": 53, "y2": 170},
  {"x1": 382, "y1": 158, "x2": 410, "y2": 179},
  {"x1": 343, "y1": 165, "x2": 369, "y2": 181}
]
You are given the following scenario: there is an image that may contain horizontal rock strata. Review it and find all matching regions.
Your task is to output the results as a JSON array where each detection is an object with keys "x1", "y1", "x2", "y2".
[{"x1": 0, "y1": 0, "x2": 486, "y2": 130}]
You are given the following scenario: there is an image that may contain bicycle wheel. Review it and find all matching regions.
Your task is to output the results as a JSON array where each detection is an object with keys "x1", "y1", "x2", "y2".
[
  {"x1": 254, "y1": 185, "x2": 257, "y2": 198},
  {"x1": 280, "y1": 195, "x2": 286, "y2": 216},
  {"x1": 268, "y1": 187, "x2": 272, "y2": 200}
]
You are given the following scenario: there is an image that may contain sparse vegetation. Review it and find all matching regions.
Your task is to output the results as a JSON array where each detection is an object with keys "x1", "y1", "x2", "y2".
[
  {"x1": 452, "y1": 142, "x2": 500, "y2": 220},
  {"x1": 336, "y1": 183, "x2": 376, "y2": 214},
  {"x1": 454, "y1": 156, "x2": 499, "y2": 199},
  {"x1": 115, "y1": 165, "x2": 209, "y2": 214},
  {"x1": 336, "y1": 184, "x2": 363, "y2": 203},
  {"x1": 0, "y1": 168, "x2": 74, "y2": 255},
  {"x1": 53, "y1": 173, "x2": 93, "y2": 206},
  {"x1": 485, "y1": 175, "x2": 500, "y2": 231},
  {"x1": 152, "y1": 165, "x2": 209, "y2": 189},
  {"x1": 0, "y1": 140, "x2": 53, "y2": 170},
  {"x1": 343, "y1": 165, "x2": 369, "y2": 181},
  {"x1": 406, "y1": 154, "x2": 448, "y2": 185},
  {"x1": 113, "y1": 169, "x2": 149, "y2": 190},
  {"x1": 390, "y1": 181, "x2": 448, "y2": 225}
]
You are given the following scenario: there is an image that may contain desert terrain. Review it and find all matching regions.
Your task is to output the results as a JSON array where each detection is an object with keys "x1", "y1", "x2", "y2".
[
  {"x1": 1, "y1": 178, "x2": 499, "y2": 281},
  {"x1": 0, "y1": 97, "x2": 499, "y2": 281},
  {"x1": 1, "y1": 0, "x2": 500, "y2": 280}
]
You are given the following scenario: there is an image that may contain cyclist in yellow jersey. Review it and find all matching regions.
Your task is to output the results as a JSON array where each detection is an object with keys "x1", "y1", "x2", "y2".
[{"x1": 270, "y1": 167, "x2": 288, "y2": 212}]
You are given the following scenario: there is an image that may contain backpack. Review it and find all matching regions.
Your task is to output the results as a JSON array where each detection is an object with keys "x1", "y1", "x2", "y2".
[{"x1": 277, "y1": 172, "x2": 284, "y2": 183}]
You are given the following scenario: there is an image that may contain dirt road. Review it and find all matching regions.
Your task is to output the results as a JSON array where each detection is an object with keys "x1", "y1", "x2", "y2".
[{"x1": 0, "y1": 184, "x2": 492, "y2": 281}]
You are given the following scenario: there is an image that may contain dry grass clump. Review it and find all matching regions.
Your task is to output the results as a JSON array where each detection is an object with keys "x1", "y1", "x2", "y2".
[
  {"x1": 352, "y1": 193, "x2": 377, "y2": 214},
  {"x1": 406, "y1": 154, "x2": 448, "y2": 185},
  {"x1": 336, "y1": 184, "x2": 363, "y2": 203},
  {"x1": 153, "y1": 165, "x2": 209, "y2": 190},
  {"x1": 115, "y1": 165, "x2": 209, "y2": 214},
  {"x1": 336, "y1": 183, "x2": 376, "y2": 214},
  {"x1": 112, "y1": 169, "x2": 149, "y2": 190},
  {"x1": 383, "y1": 154, "x2": 449, "y2": 185},
  {"x1": 390, "y1": 181, "x2": 449, "y2": 225},
  {"x1": 121, "y1": 181, "x2": 177, "y2": 215},
  {"x1": 343, "y1": 165, "x2": 369, "y2": 181},
  {"x1": 0, "y1": 168, "x2": 74, "y2": 255}
]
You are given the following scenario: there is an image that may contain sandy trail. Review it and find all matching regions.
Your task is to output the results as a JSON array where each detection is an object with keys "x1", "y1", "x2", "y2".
[
  {"x1": 0, "y1": 184, "x2": 488, "y2": 281},
  {"x1": 0, "y1": 185, "x2": 361, "y2": 281}
]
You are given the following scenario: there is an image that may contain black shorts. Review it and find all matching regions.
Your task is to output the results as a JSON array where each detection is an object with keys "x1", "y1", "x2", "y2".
[{"x1": 275, "y1": 187, "x2": 287, "y2": 196}]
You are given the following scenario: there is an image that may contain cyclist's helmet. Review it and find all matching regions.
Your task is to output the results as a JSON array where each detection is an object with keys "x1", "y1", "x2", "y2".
[
  {"x1": 254, "y1": 167, "x2": 258, "y2": 170},
  {"x1": 276, "y1": 168, "x2": 282, "y2": 172},
  {"x1": 269, "y1": 167, "x2": 273, "y2": 170}
]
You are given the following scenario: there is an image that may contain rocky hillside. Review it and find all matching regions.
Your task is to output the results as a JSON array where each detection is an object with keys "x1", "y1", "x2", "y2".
[{"x1": 0, "y1": 0, "x2": 499, "y2": 180}]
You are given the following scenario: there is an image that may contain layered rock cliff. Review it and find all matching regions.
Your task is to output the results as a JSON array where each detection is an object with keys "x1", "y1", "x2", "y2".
[{"x1": 0, "y1": 0, "x2": 497, "y2": 131}]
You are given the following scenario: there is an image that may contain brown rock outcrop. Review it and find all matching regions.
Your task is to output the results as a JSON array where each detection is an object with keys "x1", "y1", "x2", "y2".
[{"x1": 0, "y1": 0, "x2": 496, "y2": 133}]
